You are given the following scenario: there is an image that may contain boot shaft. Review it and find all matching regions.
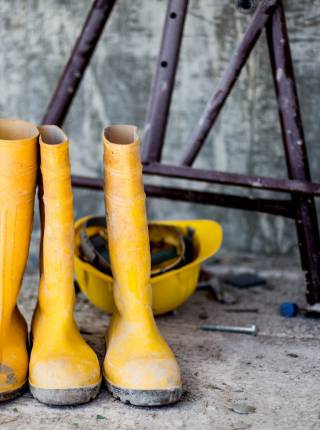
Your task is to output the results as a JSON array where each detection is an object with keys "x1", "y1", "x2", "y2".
[
  {"x1": 103, "y1": 125, "x2": 151, "y2": 318},
  {"x1": 0, "y1": 119, "x2": 38, "y2": 357},
  {"x1": 37, "y1": 126, "x2": 75, "y2": 318},
  {"x1": 104, "y1": 125, "x2": 145, "y2": 201},
  {"x1": 0, "y1": 119, "x2": 38, "y2": 202}
]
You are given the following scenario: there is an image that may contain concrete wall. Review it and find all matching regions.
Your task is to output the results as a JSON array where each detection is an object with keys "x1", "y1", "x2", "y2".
[{"x1": 1, "y1": 0, "x2": 320, "y2": 263}]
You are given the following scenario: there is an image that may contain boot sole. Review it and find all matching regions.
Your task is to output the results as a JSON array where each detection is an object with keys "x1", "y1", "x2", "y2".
[
  {"x1": 29, "y1": 380, "x2": 101, "y2": 406},
  {"x1": 105, "y1": 378, "x2": 182, "y2": 406},
  {"x1": 0, "y1": 382, "x2": 27, "y2": 403}
]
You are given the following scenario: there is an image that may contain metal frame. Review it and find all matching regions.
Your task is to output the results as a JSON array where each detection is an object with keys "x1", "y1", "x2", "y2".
[{"x1": 43, "y1": 0, "x2": 320, "y2": 305}]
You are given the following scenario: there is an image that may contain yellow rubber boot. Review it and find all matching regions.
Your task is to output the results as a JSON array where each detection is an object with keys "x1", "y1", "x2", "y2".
[
  {"x1": 0, "y1": 119, "x2": 38, "y2": 402},
  {"x1": 29, "y1": 126, "x2": 101, "y2": 405},
  {"x1": 103, "y1": 125, "x2": 182, "y2": 406}
]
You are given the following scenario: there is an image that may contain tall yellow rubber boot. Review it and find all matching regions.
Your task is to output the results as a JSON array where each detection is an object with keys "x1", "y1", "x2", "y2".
[
  {"x1": 0, "y1": 119, "x2": 38, "y2": 402},
  {"x1": 29, "y1": 126, "x2": 101, "y2": 405},
  {"x1": 103, "y1": 125, "x2": 182, "y2": 406}
]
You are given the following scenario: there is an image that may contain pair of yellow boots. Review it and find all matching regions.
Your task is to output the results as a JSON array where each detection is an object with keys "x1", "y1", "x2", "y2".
[{"x1": 0, "y1": 119, "x2": 182, "y2": 406}]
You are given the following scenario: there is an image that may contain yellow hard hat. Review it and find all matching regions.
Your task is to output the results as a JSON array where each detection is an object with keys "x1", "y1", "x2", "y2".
[
  {"x1": 74, "y1": 217, "x2": 223, "y2": 315},
  {"x1": 78, "y1": 216, "x2": 187, "y2": 277}
]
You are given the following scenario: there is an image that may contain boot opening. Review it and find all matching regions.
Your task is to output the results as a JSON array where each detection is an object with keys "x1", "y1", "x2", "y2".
[
  {"x1": 0, "y1": 119, "x2": 38, "y2": 141},
  {"x1": 104, "y1": 125, "x2": 138, "y2": 145},
  {"x1": 38, "y1": 125, "x2": 67, "y2": 145}
]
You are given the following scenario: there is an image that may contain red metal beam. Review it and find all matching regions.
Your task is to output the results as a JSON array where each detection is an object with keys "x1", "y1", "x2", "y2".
[
  {"x1": 142, "y1": 0, "x2": 189, "y2": 163},
  {"x1": 42, "y1": 0, "x2": 117, "y2": 125},
  {"x1": 266, "y1": 1, "x2": 320, "y2": 304},
  {"x1": 180, "y1": 0, "x2": 279, "y2": 166},
  {"x1": 71, "y1": 175, "x2": 294, "y2": 218},
  {"x1": 143, "y1": 162, "x2": 320, "y2": 196}
]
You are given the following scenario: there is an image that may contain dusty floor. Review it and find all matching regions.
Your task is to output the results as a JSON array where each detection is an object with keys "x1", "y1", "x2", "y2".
[{"x1": 2, "y1": 254, "x2": 320, "y2": 430}]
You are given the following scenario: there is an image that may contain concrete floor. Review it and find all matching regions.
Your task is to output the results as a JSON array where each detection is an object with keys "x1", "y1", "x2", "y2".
[{"x1": 2, "y1": 254, "x2": 320, "y2": 430}]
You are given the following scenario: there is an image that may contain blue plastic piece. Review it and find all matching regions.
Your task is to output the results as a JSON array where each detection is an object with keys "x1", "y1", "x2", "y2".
[{"x1": 280, "y1": 302, "x2": 299, "y2": 318}]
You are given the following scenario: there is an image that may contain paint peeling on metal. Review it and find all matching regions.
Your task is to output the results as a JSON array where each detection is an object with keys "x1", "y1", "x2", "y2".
[{"x1": 276, "y1": 68, "x2": 283, "y2": 81}]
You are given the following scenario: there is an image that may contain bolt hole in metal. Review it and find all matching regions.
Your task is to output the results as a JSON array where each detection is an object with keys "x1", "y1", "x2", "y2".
[
  {"x1": 236, "y1": 0, "x2": 258, "y2": 14},
  {"x1": 170, "y1": 12, "x2": 177, "y2": 19},
  {"x1": 161, "y1": 61, "x2": 168, "y2": 68}
]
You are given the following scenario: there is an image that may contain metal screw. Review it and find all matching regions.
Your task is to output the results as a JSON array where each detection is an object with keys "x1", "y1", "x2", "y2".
[{"x1": 200, "y1": 324, "x2": 258, "y2": 335}]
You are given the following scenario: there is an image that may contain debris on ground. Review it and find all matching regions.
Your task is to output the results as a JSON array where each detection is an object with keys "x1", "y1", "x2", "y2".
[
  {"x1": 224, "y1": 273, "x2": 266, "y2": 289},
  {"x1": 230, "y1": 403, "x2": 256, "y2": 415},
  {"x1": 200, "y1": 324, "x2": 258, "y2": 336}
]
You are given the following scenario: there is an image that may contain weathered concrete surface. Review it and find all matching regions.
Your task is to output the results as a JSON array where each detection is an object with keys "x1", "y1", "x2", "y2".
[
  {"x1": 1, "y1": 0, "x2": 320, "y2": 259},
  {"x1": 2, "y1": 254, "x2": 319, "y2": 429}
]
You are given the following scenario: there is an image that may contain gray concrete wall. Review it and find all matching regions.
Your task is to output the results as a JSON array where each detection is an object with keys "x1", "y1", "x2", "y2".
[{"x1": 1, "y1": 0, "x2": 320, "y2": 261}]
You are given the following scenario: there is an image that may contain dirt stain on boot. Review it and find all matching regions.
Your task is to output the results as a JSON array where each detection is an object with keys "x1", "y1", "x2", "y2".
[{"x1": 0, "y1": 364, "x2": 17, "y2": 387}]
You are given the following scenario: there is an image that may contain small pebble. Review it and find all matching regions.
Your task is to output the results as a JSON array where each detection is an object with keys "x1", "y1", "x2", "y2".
[
  {"x1": 233, "y1": 388, "x2": 245, "y2": 393},
  {"x1": 232, "y1": 423, "x2": 252, "y2": 430},
  {"x1": 198, "y1": 311, "x2": 208, "y2": 320},
  {"x1": 230, "y1": 403, "x2": 256, "y2": 415}
]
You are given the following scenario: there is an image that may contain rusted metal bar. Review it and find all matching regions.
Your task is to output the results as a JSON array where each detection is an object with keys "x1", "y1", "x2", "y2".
[
  {"x1": 145, "y1": 186, "x2": 293, "y2": 218},
  {"x1": 143, "y1": 162, "x2": 320, "y2": 196},
  {"x1": 180, "y1": 0, "x2": 278, "y2": 166},
  {"x1": 71, "y1": 175, "x2": 294, "y2": 218},
  {"x1": 42, "y1": 0, "x2": 117, "y2": 125},
  {"x1": 266, "y1": 1, "x2": 320, "y2": 304},
  {"x1": 142, "y1": 0, "x2": 189, "y2": 163},
  {"x1": 72, "y1": 175, "x2": 103, "y2": 190}
]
